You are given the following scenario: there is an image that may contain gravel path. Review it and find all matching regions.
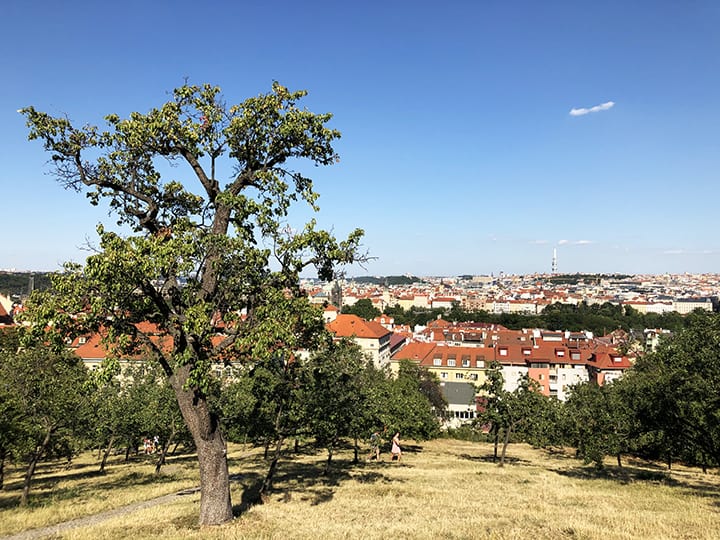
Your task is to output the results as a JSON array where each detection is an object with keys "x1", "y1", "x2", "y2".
[{"x1": 0, "y1": 487, "x2": 200, "y2": 540}]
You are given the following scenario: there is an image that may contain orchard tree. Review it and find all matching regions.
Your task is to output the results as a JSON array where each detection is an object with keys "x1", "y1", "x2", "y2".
[
  {"x1": 475, "y1": 360, "x2": 505, "y2": 462},
  {"x1": 561, "y1": 381, "x2": 635, "y2": 469},
  {"x1": 383, "y1": 360, "x2": 443, "y2": 441},
  {"x1": 0, "y1": 347, "x2": 90, "y2": 505},
  {"x1": 477, "y1": 370, "x2": 549, "y2": 467},
  {"x1": 299, "y1": 339, "x2": 368, "y2": 474},
  {"x1": 627, "y1": 311, "x2": 720, "y2": 469},
  {"x1": 20, "y1": 82, "x2": 364, "y2": 525}
]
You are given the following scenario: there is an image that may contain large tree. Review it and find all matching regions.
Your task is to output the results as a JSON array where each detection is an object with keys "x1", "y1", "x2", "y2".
[{"x1": 20, "y1": 83, "x2": 364, "y2": 525}]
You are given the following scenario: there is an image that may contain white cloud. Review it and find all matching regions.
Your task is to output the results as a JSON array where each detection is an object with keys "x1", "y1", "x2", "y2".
[
  {"x1": 569, "y1": 101, "x2": 615, "y2": 116},
  {"x1": 530, "y1": 239, "x2": 548, "y2": 245},
  {"x1": 663, "y1": 249, "x2": 715, "y2": 255},
  {"x1": 557, "y1": 239, "x2": 593, "y2": 246}
]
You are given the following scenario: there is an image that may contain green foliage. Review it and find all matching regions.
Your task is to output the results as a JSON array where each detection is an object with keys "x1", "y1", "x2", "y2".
[
  {"x1": 561, "y1": 381, "x2": 636, "y2": 468},
  {"x1": 383, "y1": 360, "x2": 443, "y2": 441},
  {"x1": 625, "y1": 310, "x2": 720, "y2": 468},
  {"x1": 0, "y1": 347, "x2": 91, "y2": 503},
  {"x1": 297, "y1": 340, "x2": 368, "y2": 459},
  {"x1": 0, "y1": 327, "x2": 20, "y2": 352},
  {"x1": 21, "y1": 82, "x2": 365, "y2": 524},
  {"x1": 544, "y1": 273, "x2": 631, "y2": 285},
  {"x1": 475, "y1": 363, "x2": 556, "y2": 464},
  {"x1": 89, "y1": 362, "x2": 190, "y2": 466},
  {"x1": 350, "y1": 275, "x2": 424, "y2": 286},
  {"x1": 0, "y1": 272, "x2": 52, "y2": 297},
  {"x1": 341, "y1": 298, "x2": 380, "y2": 320},
  {"x1": 382, "y1": 301, "x2": 690, "y2": 335}
]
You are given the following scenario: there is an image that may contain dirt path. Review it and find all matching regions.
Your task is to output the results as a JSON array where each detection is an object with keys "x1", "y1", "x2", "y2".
[{"x1": 0, "y1": 487, "x2": 200, "y2": 540}]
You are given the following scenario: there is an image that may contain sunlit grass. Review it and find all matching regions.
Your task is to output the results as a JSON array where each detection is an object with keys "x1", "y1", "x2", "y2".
[{"x1": 3, "y1": 439, "x2": 720, "y2": 539}]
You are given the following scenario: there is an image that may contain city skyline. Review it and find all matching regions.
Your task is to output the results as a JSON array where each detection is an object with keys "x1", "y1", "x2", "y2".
[{"x1": 2, "y1": 1, "x2": 719, "y2": 276}]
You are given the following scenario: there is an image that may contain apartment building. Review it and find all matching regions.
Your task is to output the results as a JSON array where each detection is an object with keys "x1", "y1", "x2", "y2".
[
  {"x1": 326, "y1": 313, "x2": 393, "y2": 368},
  {"x1": 391, "y1": 320, "x2": 631, "y2": 424}
]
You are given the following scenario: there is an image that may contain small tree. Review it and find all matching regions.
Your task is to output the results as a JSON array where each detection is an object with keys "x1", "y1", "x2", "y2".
[
  {"x1": 561, "y1": 381, "x2": 634, "y2": 469},
  {"x1": 299, "y1": 340, "x2": 367, "y2": 474},
  {"x1": 475, "y1": 360, "x2": 505, "y2": 461},
  {"x1": 0, "y1": 347, "x2": 90, "y2": 505},
  {"x1": 382, "y1": 360, "x2": 442, "y2": 441},
  {"x1": 21, "y1": 83, "x2": 364, "y2": 525},
  {"x1": 477, "y1": 368, "x2": 549, "y2": 467}
]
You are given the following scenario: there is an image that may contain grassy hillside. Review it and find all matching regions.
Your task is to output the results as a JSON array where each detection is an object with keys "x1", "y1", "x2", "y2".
[{"x1": 2, "y1": 438, "x2": 719, "y2": 539}]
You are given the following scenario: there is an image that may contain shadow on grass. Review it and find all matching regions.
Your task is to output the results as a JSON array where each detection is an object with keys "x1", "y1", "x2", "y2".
[
  {"x1": 229, "y1": 450, "x2": 400, "y2": 515},
  {"x1": 553, "y1": 463, "x2": 720, "y2": 501},
  {"x1": 554, "y1": 464, "x2": 679, "y2": 484},
  {"x1": 458, "y1": 453, "x2": 531, "y2": 466},
  {"x1": 0, "y1": 468, "x2": 188, "y2": 511},
  {"x1": 7, "y1": 450, "x2": 199, "y2": 493}
]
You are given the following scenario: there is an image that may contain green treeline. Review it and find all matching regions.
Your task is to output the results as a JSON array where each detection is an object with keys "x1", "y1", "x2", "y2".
[
  {"x1": 0, "y1": 273, "x2": 52, "y2": 298},
  {"x1": 344, "y1": 298, "x2": 691, "y2": 335},
  {"x1": 0, "y1": 334, "x2": 441, "y2": 505}
]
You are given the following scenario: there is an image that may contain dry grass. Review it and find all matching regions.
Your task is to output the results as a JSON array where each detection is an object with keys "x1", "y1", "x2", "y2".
[{"x1": 2, "y1": 439, "x2": 720, "y2": 539}]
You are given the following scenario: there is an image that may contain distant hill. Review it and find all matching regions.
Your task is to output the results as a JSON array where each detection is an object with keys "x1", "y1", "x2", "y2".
[
  {"x1": 0, "y1": 272, "x2": 53, "y2": 298},
  {"x1": 349, "y1": 275, "x2": 424, "y2": 286},
  {"x1": 544, "y1": 273, "x2": 632, "y2": 285}
]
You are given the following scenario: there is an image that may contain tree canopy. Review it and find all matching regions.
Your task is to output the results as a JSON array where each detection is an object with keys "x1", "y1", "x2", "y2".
[{"x1": 21, "y1": 82, "x2": 364, "y2": 525}]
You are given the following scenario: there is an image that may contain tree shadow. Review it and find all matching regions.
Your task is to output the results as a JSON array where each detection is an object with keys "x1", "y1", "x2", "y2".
[
  {"x1": 232, "y1": 473, "x2": 264, "y2": 516},
  {"x1": 553, "y1": 465, "x2": 677, "y2": 485},
  {"x1": 0, "y1": 468, "x2": 188, "y2": 510},
  {"x1": 553, "y1": 463, "x2": 720, "y2": 501},
  {"x1": 230, "y1": 451, "x2": 399, "y2": 515},
  {"x1": 458, "y1": 453, "x2": 531, "y2": 465}
]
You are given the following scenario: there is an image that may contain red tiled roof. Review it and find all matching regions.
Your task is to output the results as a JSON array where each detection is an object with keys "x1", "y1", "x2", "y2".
[
  {"x1": 0, "y1": 303, "x2": 12, "y2": 325},
  {"x1": 326, "y1": 314, "x2": 391, "y2": 339},
  {"x1": 392, "y1": 341, "x2": 436, "y2": 362},
  {"x1": 587, "y1": 351, "x2": 632, "y2": 370}
]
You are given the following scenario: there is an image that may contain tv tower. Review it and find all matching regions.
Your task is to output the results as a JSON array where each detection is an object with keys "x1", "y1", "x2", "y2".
[{"x1": 551, "y1": 248, "x2": 558, "y2": 274}]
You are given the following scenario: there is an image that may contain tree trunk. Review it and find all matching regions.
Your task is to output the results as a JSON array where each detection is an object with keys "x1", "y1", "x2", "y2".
[
  {"x1": 0, "y1": 448, "x2": 5, "y2": 489},
  {"x1": 616, "y1": 453, "x2": 622, "y2": 468},
  {"x1": 492, "y1": 425, "x2": 499, "y2": 463},
  {"x1": 99, "y1": 435, "x2": 115, "y2": 473},
  {"x1": 171, "y1": 366, "x2": 233, "y2": 526},
  {"x1": 21, "y1": 428, "x2": 53, "y2": 506},
  {"x1": 264, "y1": 438, "x2": 271, "y2": 460},
  {"x1": 499, "y1": 425, "x2": 513, "y2": 468},
  {"x1": 353, "y1": 436, "x2": 359, "y2": 464},
  {"x1": 261, "y1": 435, "x2": 284, "y2": 499},
  {"x1": 325, "y1": 445, "x2": 334, "y2": 475},
  {"x1": 156, "y1": 427, "x2": 175, "y2": 474},
  {"x1": 124, "y1": 441, "x2": 132, "y2": 462}
]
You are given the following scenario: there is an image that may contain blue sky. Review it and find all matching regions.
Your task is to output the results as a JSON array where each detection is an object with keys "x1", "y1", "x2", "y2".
[{"x1": 2, "y1": 1, "x2": 719, "y2": 277}]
